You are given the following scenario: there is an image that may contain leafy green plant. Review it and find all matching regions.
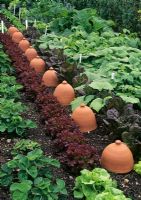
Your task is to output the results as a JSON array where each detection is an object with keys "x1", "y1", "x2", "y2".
[
  {"x1": 48, "y1": 8, "x2": 114, "y2": 34},
  {"x1": 0, "y1": 142, "x2": 68, "y2": 200},
  {"x1": 0, "y1": 98, "x2": 36, "y2": 136},
  {"x1": 0, "y1": 9, "x2": 25, "y2": 31},
  {"x1": 134, "y1": 161, "x2": 141, "y2": 175},
  {"x1": 92, "y1": 188, "x2": 132, "y2": 200},
  {"x1": 71, "y1": 95, "x2": 112, "y2": 112},
  {"x1": 0, "y1": 43, "x2": 36, "y2": 136},
  {"x1": 37, "y1": 21, "x2": 141, "y2": 109},
  {"x1": 33, "y1": 20, "x2": 47, "y2": 32},
  {"x1": 0, "y1": 74, "x2": 22, "y2": 100},
  {"x1": 74, "y1": 168, "x2": 131, "y2": 200},
  {"x1": 11, "y1": 139, "x2": 41, "y2": 156},
  {"x1": 0, "y1": 44, "x2": 13, "y2": 73},
  {"x1": 60, "y1": 0, "x2": 141, "y2": 35},
  {"x1": 30, "y1": 2, "x2": 141, "y2": 109},
  {"x1": 72, "y1": 45, "x2": 141, "y2": 110},
  {"x1": 27, "y1": 0, "x2": 69, "y2": 24}
]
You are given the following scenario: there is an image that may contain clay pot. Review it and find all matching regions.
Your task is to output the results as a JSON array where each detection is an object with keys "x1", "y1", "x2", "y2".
[
  {"x1": 71, "y1": 103, "x2": 97, "y2": 133},
  {"x1": 53, "y1": 81, "x2": 75, "y2": 106},
  {"x1": 12, "y1": 31, "x2": 24, "y2": 43},
  {"x1": 30, "y1": 56, "x2": 45, "y2": 73},
  {"x1": 19, "y1": 38, "x2": 30, "y2": 52},
  {"x1": 25, "y1": 46, "x2": 38, "y2": 61},
  {"x1": 8, "y1": 26, "x2": 19, "y2": 36},
  {"x1": 42, "y1": 67, "x2": 58, "y2": 87},
  {"x1": 101, "y1": 140, "x2": 134, "y2": 174}
]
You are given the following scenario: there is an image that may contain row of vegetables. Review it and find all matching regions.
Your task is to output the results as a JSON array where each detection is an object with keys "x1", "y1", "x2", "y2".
[
  {"x1": 0, "y1": 37, "x2": 70, "y2": 199},
  {"x1": 0, "y1": 23, "x2": 97, "y2": 174},
  {"x1": 0, "y1": 42, "x2": 36, "y2": 136},
  {"x1": 4, "y1": 23, "x2": 137, "y2": 174}
]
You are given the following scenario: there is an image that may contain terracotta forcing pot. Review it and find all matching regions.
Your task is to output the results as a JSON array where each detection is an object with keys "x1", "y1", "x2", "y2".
[
  {"x1": 30, "y1": 56, "x2": 45, "y2": 73},
  {"x1": 71, "y1": 103, "x2": 97, "y2": 133},
  {"x1": 42, "y1": 67, "x2": 58, "y2": 87},
  {"x1": 19, "y1": 38, "x2": 30, "y2": 52},
  {"x1": 25, "y1": 46, "x2": 38, "y2": 61},
  {"x1": 53, "y1": 80, "x2": 75, "y2": 106},
  {"x1": 12, "y1": 31, "x2": 24, "y2": 43},
  {"x1": 101, "y1": 140, "x2": 134, "y2": 174},
  {"x1": 8, "y1": 26, "x2": 19, "y2": 36}
]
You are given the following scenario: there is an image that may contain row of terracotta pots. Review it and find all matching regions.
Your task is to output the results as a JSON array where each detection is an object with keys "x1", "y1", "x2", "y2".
[
  {"x1": 8, "y1": 26, "x2": 45, "y2": 73},
  {"x1": 38, "y1": 67, "x2": 135, "y2": 174},
  {"x1": 8, "y1": 26, "x2": 98, "y2": 133},
  {"x1": 7, "y1": 26, "x2": 134, "y2": 174},
  {"x1": 42, "y1": 68, "x2": 98, "y2": 132}
]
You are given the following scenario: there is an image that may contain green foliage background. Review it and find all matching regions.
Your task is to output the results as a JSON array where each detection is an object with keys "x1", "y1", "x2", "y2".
[{"x1": 60, "y1": 0, "x2": 141, "y2": 34}]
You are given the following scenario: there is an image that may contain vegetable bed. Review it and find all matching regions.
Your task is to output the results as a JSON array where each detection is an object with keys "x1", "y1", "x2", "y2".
[
  {"x1": 0, "y1": 1, "x2": 141, "y2": 200},
  {"x1": 0, "y1": 88, "x2": 141, "y2": 199},
  {"x1": 0, "y1": 31, "x2": 140, "y2": 199}
]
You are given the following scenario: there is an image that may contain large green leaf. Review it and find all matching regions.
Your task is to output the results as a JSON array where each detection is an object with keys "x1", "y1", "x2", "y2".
[
  {"x1": 27, "y1": 149, "x2": 43, "y2": 161},
  {"x1": 71, "y1": 96, "x2": 85, "y2": 111},
  {"x1": 10, "y1": 180, "x2": 32, "y2": 193},
  {"x1": 26, "y1": 166, "x2": 38, "y2": 178},
  {"x1": 42, "y1": 157, "x2": 60, "y2": 168},
  {"x1": 71, "y1": 95, "x2": 95, "y2": 111},
  {"x1": 89, "y1": 80, "x2": 115, "y2": 91},
  {"x1": 18, "y1": 157, "x2": 29, "y2": 170},
  {"x1": 74, "y1": 190, "x2": 84, "y2": 199},
  {"x1": 12, "y1": 191, "x2": 28, "y2": 200},
  {"x1": 90, "y1": 98, "x2": 105, "y2": 112},
  {"x1": 84, "y1": 95, "x2": 95, "y2": 104}
]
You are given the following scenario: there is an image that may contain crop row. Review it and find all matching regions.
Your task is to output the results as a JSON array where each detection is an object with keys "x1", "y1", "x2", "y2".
[{"x1": 0, "y1": 42, "x2": 36, "y2": 136}]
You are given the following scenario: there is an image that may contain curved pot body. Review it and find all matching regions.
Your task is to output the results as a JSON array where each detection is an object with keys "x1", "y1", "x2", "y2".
[
  {"x1": 8, "y1": 26, "x2": 19, "y2": 36},
  {"x1": 19, "y1": 38, "x2": 30, "y2": 52},
  {"x1": 12, "y1": 31, "x2": 24, "y2": 43},
  {"x1": 71, "y1": 104, "x2": 97, "y2": 132},
  {"x1": 25, "y1": 47, "x2": 38, "y2": 61},
  {"x1": 30, "y1": 56, "x2": 45, "y2": 73},
  {"x1": 53, "y1": 81, "x2": 75, "y2": 106},
  {"x1": 101, "y1": 140, "x2": 134, "y2": 173},
  {"x1": 42, "y1": 67, "x2": 58, "y2": 87}
]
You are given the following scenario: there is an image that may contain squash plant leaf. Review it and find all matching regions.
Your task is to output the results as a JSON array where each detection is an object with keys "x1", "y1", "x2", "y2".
[
  {"x1": 90, "y1": 98, "x2": 105, "y2": 112},
  {"x1": 89, "y1": 80, "x2": 115, "y2": 91},
  {"x1": 71, "y1": 96, "x2": 85, "y2": 111}
]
